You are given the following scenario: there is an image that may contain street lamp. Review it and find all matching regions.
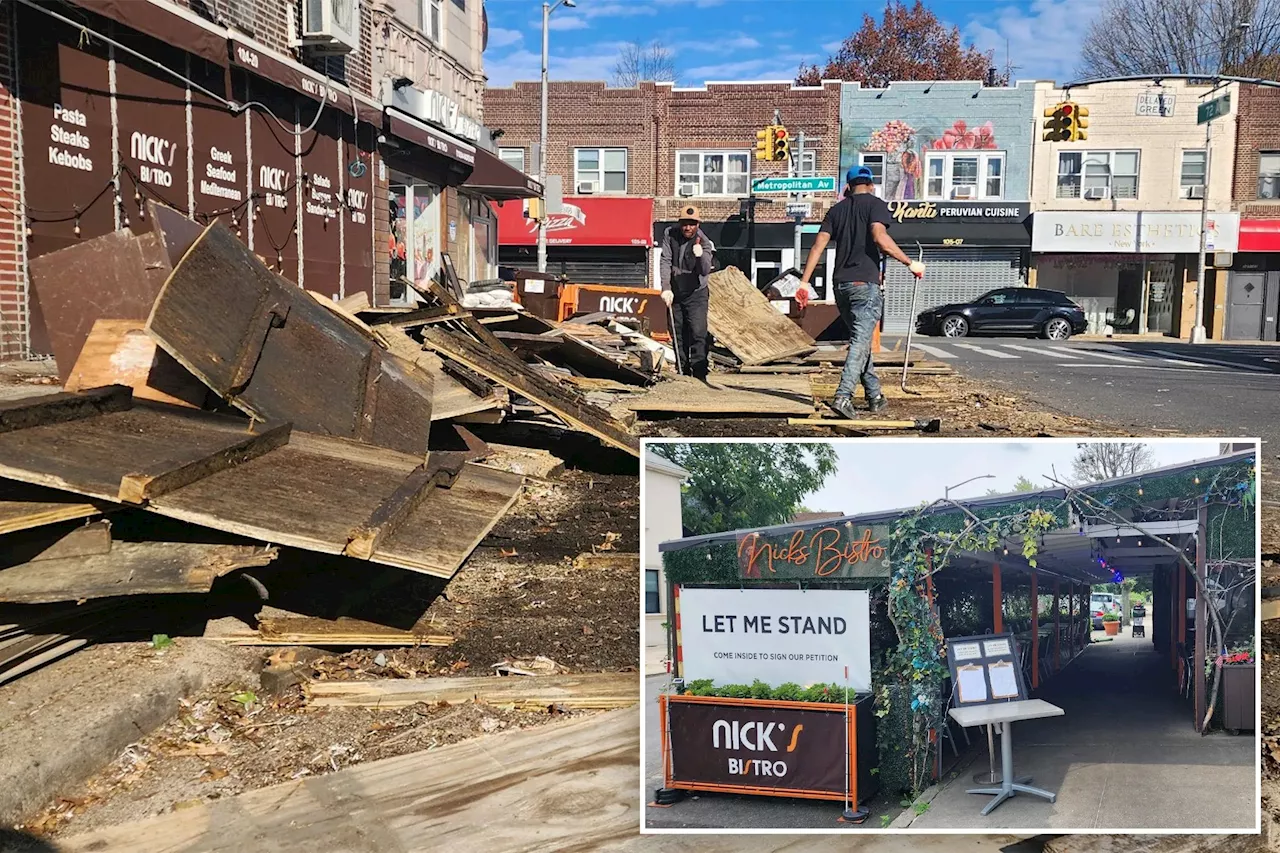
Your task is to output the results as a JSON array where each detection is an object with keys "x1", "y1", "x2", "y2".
[
  {"x1": 538, "y1": 0, "x2": 576, "y2": 274},
  {"x1": 944, "y1": 474, "x2": 997, "y2": 500}
]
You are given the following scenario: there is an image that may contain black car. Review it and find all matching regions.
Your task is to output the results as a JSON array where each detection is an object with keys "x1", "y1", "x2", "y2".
[{"x1": 915, "y1": 287, "x2": 1089, "y2": 341}]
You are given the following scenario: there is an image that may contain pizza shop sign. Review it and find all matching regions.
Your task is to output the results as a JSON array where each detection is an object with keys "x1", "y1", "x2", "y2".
[{"x1": 736, "y1": 523, "x2": 891, "y2": 579}]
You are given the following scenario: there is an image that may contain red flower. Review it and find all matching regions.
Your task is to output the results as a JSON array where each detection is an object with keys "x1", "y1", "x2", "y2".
[{"x1": 931, "y1": 120, "x2": 998, "y2": 150}]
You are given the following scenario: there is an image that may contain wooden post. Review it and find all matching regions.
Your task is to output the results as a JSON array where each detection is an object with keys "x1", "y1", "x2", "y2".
[
  {"x1": 1194, "y1": 505, "x2": 1208, "y2": 732},
  {"x1": 1031, "y1": 571, "x2": 1040, "y2": 689},
  {"x1": 1053, "y1": 580, "x2": 1061, "y2": 673},
  {"x1": 925, "y1": 548, "x2": 935, "y2": 607},
  {"x1": 992, "y1": 563, "x2": 1003, "y2": 633},
  {"x1": 1177, "y1": 558, "x2": 1188, "y2": 689}
]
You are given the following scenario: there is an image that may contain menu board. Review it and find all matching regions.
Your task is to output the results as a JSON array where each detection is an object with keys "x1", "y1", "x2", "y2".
[
  {"x1": 191, "y1": 59, "x2": 248, "y2": 239},
  {"x1": 299, "y1": 111, "x2": 342, "y2": 294},
  {"x1": 113, "y1": 41, "x2": 190, "y2": 232},
  {"x1": 246, "y1": 77, "x2": 300, "y2": 282},
  {"x1": 945, "y1": 632, "x2": 1028, "y2": 707}
]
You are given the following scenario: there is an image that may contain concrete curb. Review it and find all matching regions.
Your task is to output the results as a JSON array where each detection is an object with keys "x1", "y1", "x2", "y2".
[
  {"x1": 889, "y1": 780, "x2": 944, "y2": 829},
  {"x1": 0, "y1": 640, "x2": 259, "y2": 822}
]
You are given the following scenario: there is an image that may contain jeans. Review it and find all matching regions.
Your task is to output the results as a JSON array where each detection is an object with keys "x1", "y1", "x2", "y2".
[
  {"x1": 834, "y1": 281, "x2": 883, "y2": 401},
  {"x1": 670, "y1": 285, "x2": 709, "y2": 379}
]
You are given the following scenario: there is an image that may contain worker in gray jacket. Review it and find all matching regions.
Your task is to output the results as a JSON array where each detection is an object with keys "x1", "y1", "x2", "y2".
[{"x1": 659, "y1": 205, "x2": 715, "y2": 381}]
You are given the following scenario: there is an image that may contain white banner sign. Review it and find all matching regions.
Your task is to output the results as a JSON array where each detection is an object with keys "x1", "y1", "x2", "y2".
[
  {"x1": 678, "y1": 588, "x2": 871, "y2": 692},
  {"x1": 1032, "y1": 211, "x2": 1239, "y2": 253}
]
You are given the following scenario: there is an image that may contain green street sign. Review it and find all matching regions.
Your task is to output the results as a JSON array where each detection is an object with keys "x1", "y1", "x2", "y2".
[
  {"x1": 1197, "y1": 94, "x2": 1230, "y2": 125},
  {"x1": 736, "y1": 523, "x2": 892, "y2": 579},
  {"x1": 752, "y1": 176, "x2": 837, "y2": 194}
]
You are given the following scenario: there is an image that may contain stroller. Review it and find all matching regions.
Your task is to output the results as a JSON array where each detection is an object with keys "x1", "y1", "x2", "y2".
[{"x1": 1131, "y1": 603, "x2": 1146, "y2": 638}]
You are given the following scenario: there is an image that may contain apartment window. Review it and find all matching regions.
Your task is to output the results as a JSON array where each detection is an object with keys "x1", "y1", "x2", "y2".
[
  {"x1": 924, "y1": 151, "x2": 1005, "y2": 200},
  {"x1": 645, "y1": 570, "x2": 660, "y2": 614},
  {"x1": 1056, "y1": 150, "x2": 1139, "y2": 199},
  {"x1": 418, "y1": 0, "x2": 442, "y2": 43},
  {"x1": 677, "y1": 150, "x2": 750, "y2": 196},
  {"x1": 498, "y1": 148, "x2": 526, "y2": 171},
  {"x1": 1259, "y1": 152, "x2": 1280, "y2": 199},
  {"x1": 797, "y1": 149, "x2": 817, "y2": 177},
  {"x1": 575, "y1": 147, "x2": 627, "y2": 192},
  {"x1": 859, "y1": 152, "x2": 886, "y2": 196},
  {"x1": 1179, "y1": 150, "x2": 1206, "y2": 194}
]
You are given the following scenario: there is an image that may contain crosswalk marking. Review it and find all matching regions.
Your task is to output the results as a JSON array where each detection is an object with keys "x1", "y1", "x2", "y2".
[
  {"x1": 951, "y1": 343, "x2": 1019, "y2": 359},
  {"x1": 1058, "y1": 362, "x2": 1236, "y2": 373},
  {"x1": 999, "y1": 343, "x2": 1082, "y2": 360},
  {"x1": 1069, "y1": 349, "x2": 1143, "y2": 364},
  {"x1": 910, "y1": 343, "x2": 957, "y2": 360},
  {"x1": 1150, "y1": 349, "x2": 1271, "y2": 372}
]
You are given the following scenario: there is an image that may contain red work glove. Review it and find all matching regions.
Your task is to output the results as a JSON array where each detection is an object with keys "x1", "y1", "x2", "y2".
[{"x1": 795, "y1": 287, "x2": 810, "y2": 309}]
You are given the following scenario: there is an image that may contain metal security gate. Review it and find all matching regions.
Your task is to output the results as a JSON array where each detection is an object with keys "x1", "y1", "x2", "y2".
[
  {"x1": 498, "y1": 248, "x2": 649, "y2": 287},
  {"x1": 881, "y1": 248, "x2": 1024, "y2": 334}
]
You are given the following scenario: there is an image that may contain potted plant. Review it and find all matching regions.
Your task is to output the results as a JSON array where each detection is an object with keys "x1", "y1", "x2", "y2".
[
  {"x1": 1102, "y1": 610, "x2": 1121, "y2": 636},
  {"x1": 1214, "y1": 644, "x2": 1255, "y2": 735}
]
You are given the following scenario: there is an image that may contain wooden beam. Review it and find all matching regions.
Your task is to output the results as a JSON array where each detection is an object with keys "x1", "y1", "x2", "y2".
[
  {"x1": 343, "y1": 455, "x2": 466, "y2": 561},
  {"x1": 992, "y1": 563, "x2": 1003, "y2": 633},
  {"x1": 1194, "y1": 505, "x2": 1208, "y2": 732},
  {"x1": 1031, "y1": 571, "x2": 1040, "y2": 690},
  {"x1": 1053, "y1": 580, "x2": 1061, "y2": 673},
  {"x1": 354, "y1": 346, "x2": 383, "y2": 443},
  {"x1": 381, "y1": 305, "x2": 469, "y2": 330},
  {"x1": 0, "y1": 386, "x2": 132, "y2": 434},
  {"x1": 117, "y1": 421, "x2": 293, "y2": 504},
  {"x1": 1178, "y1": 555, "x2": 1187, "y2": 690},
  {"x1": 305, "y1": 672, "x2": 639, "y2": 711}
]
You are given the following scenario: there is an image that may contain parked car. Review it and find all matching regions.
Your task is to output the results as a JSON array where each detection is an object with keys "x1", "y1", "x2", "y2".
[
  {"x1": 1090, "y1": 592, "x2": 1118, "y2": 630},
  {"x1": 915, "y1": 287, "x2": 1089, "y2": 341}
]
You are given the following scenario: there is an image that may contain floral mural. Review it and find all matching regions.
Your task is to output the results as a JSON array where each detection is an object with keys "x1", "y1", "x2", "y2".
[
  {"x1": 856, "y1": 118, "x2": 1000, "y2": 200},
  {"x1": 929, "y1": 119, "x2": 997, "y2": 150}
]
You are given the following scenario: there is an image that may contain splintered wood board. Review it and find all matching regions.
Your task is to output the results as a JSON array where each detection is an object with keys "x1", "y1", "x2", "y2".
[
  {"x1": 306, "y1": 672, "x2": 639, "y2": 710},
  {"x1": 0, "y1": 542, "x2": 277, "y2": 604},
  {"x1": 0, "y1": 397, "x2": 523, "y2": 579},
  {"x1": 420, "y1": 326, "x2": 640, "y2": 457},
  {"x1": 809, "y1": 375, "x2": 944, "y2": 401},
  {"x1": 707, "y1": 266, "x2": 816, "y2": 366},
  {"x1": 374, "y1": 325, "x2": 501, "y2": 421},
  {"x1": 58, "y1": 710, "x2": 639, "y2": 853},
  {"x1": 0, "y1": 481, "x2": 108, "y2": 535},
  {"x1": 620, "y1": 375, "x2": 813, "y2": 417},
  {"x1": 146, "y1": 222, "x2": 435, "y2": 455},
  {"x1": 66, "y1": 320, "x2": 211, "y2": 409},
  {"x1": 206, "y1": 615, "x2": 454, "y2": 647}
]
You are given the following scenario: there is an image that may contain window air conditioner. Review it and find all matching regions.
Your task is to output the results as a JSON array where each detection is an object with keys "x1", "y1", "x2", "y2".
[
  {"x1": 1185, "y1": 185, "x2": 1205, "y2": 199},
  {"x1": 302, "y1": 0, "x2": 361, "y2": 55},
  {"x1": 576, "y1": 180, "x2": 598, "y2": 194},
  {"x1": 678, "y1": 183, "x2": 697, "y2": 197},
  {"x1": 1083, "y1": 186, "x2": 1111, "y2": 200},
  {"x1": 951, "y1": 185, "x2": 976, "y2": 199}
]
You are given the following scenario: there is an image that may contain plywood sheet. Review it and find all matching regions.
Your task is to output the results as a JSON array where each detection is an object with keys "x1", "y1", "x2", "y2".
[
  {"x1": 65, "y1": 320, "x2": 211, "y2": 408},
  {"x1": 620, "y1": 375, "x2": 814, "y2": 417},
  {"x1": 374, "y1": 325, "x2": 500, "y2": 421},
  {"x1": 0, "y1": 480, "x2": 107, "y2": 535},
  {"x1": 146, "y1": 223, "x2": 434, "y2": 455},
  {"x1": 306, "y1": 672, "x2": 638, "y2": 710},
  {"x1": 707, "y1": 266, "x2": 816, "y2": 365}
]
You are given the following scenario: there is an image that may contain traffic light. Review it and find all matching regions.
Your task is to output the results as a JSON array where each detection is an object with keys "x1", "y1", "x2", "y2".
[
  {"x1": 772, "y1": 126, "x2": 790, "y2": 162},
  {"x1": 1070, "y1": 104, "x2": 1089, "y2": 141},
  {"x1": 1042, "y1": 103, "x2": 1069, "y2": 142},
  {"x1": 756, "y1": 126, "x2": 775, "y2": 161}
]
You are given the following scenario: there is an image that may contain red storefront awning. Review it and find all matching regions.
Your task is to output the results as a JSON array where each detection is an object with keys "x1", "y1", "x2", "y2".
[
  {"x1": 493, "y1": 197, "x2": 654, "y2": 247},
  {"x1": 1239, "y1": 219, "x2": 1280, "y2": 252}
]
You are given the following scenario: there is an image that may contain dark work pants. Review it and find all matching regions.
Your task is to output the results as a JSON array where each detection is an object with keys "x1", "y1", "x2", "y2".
[{"x1": 671, "y1": 285, "x2": 709, "y2": 380}]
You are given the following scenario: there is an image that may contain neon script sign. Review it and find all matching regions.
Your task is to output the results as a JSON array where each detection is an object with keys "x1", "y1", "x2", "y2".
[{"x1": 736, "y1": 525, "x2": 891, "y2": 579}]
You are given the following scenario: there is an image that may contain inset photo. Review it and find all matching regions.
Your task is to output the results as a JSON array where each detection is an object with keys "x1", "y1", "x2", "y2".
[{"x1": 641, "y1": 439, "x2": 1260, "y2": 834}]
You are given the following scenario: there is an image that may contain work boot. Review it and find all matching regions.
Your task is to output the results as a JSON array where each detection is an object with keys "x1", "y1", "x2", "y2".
[
  {"x1": 830, "y1": 395, "x2": 858, "y2": 420},
  {"x1": 867, "y1": 394, "x2": 888, "y2": 413}
]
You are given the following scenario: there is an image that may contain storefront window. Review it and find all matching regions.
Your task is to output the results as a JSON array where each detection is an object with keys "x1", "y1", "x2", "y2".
[
  {"x1": 388, "y1": 180, "x2": 441, "y2": 305},
  {"x1": 389, "y1": 185, "x2": 408, "y2": 300},
  {"x1": 645, "y1": 570, "x2": 660, "y2": 614}
]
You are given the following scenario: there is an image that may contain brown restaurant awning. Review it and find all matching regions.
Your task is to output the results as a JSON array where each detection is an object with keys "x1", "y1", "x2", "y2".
[
  {"x1": 463, "y1": 149, "x2": 543, "y2": 200},
  {"x1": 69, "y1": 0, "x2": 228, "y2": 66},
  {"x1": 385, "y1": 108, "x2": 477, "y2": 170},
  {"x1": 227, "y1": 36, "x2": 382, "y2": 125}
]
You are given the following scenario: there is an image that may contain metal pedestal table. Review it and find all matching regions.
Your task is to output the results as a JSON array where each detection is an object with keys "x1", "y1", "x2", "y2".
[{"x1": 948, "y1": 699, "x2": 1065, "y2": 816}]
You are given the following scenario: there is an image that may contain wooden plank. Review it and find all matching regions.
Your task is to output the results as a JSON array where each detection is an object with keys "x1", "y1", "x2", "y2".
[
  {"x1": 493, "y1": 330, "x2": 565, "y2": 354},
  {"x1": 336, "y1": 291, "x2": 371, "y2": 313},
  {"x1": 343, "y1": 457, "x2": 462, "y2": 561},
  {"x1": 306, "y1": 672, "x2": 638, "y2": 710},
  {"x1": 308, "y1": 290, "x2": 381, "y2": 338},
  {"x1": 0, "y1": 386, "x2": 133, "y2": 434},
  {"x1": 58, "y1": 710, "x2": 640, "y2": 853},
  {"x1": 621, "y1": 376, "x2": 813, "y2": 417},
  {"x1": 0, "y1": 481, "x2": 107, "y2": 536},
  {"x1": 0, "y1": 542, "x2": 277, "y2": 603},
  {"x1": 372, "y1": 326, "x2": 496, "y2": 422},
  {"x1": 381, "y1": 305, "x2": 469, "y2": 330},
  {"x1": 12, "y1": 520, "x2": 113, "y2": 564},
  {"x1": 117, "y1": 421, "x2": 293, "y2": 504},
  {"x1": 707, "y1": 266, "x2": 816, "y2": 366},
  {"x1": 788, "y1": 417, "x2": 941, "y2": 433},
  {"x1": 65, "y1": 320, "x2": 212, "y2": 409},
  {"x1": 1262, "y1": 598, "x2": 1280, "y2": 621},
  {"x1": 206, "y1": 613, "x2": 454, "y2": 647},
  {"x1": 146, "y1": 223, "x2": 434, "y2": 455},
  {"x1": 420, "y1": 326, "x2": 639, "y2": 457}
]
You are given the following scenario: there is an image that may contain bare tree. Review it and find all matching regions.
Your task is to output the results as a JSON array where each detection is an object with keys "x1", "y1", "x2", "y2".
[
  {"x1": 612, "y1": 40, "x2": 677, "y2": 87},
  {"x1": 1071, "y1": 442, "x2": 1156, "y2": 483},
  {"x1": 1077, "y1": 0, "x2": 1280, "y2": 79}
]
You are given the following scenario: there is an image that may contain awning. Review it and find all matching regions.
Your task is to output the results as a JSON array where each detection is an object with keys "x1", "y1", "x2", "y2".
[
  {"x1": 69, "y1": 0, "x2": 228, "y2": 65},
  {"x1": 1239, "y1": 219, "x2": 1280, "y2": 252},
  {"x1": 385, "y1": 108, "x2": 477, "y2": 169},
  {"x1": 495, "y1": 196, "x2": 654, "y2": 247},
  {"x1": 462, "y1": 149, "x2": 543, "y2": 200},
  {"x1": 228, "y1": 36, "x2": 382, "y2": 124}
]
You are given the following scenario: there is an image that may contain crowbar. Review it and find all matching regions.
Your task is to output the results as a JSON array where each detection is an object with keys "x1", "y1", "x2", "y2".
[
  {"x1": 667, "y1": 303, "x2": 684, "y2": 376},
  {"x1": 900, "y1": 241, "x2": 925, "y2": 396}
]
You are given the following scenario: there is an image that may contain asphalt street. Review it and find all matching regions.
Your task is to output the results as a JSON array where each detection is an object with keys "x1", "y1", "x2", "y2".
[{"x1": 881, "y1": 335, "x2": 1280, "y2": 445}]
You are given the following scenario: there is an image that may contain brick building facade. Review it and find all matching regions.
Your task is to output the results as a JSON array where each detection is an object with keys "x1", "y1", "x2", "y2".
[
  {"x1": 0, "y1": 4, "x2": 24, "y2": 359},
  {"x1": 484, "y1": 80, "x2": 842, "y2": 289},
  {"x1": 1223, "y1": 84, "x2": 1280, "y2": 339}
]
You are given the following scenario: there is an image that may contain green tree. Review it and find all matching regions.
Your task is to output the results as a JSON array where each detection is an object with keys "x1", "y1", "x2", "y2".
[
  {"x1": 1071, "y1": 442, "x2": 1155, "y2": 483},
  {"x1": 986, "y1": 475, "x2": 1039, "y2": 496},
  {"x1": 651, "y1": 444, "x2": 838, "y2": 535}
]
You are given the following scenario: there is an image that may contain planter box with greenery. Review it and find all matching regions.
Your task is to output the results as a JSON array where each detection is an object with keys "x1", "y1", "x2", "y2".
[
  {"x1": 1102, "y1": 612, "x2": 1121, "y2": 636},
  {"x1": 1216, "y1": 648, "x2": 1256, "y2": 734}
]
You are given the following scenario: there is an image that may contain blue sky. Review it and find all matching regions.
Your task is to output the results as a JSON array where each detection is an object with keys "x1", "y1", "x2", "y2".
[{"x1": 482, "y1": 0, "x2": 1103, "y2": 90}]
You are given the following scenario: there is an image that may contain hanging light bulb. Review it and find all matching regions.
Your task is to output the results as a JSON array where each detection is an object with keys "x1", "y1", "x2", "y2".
[
  {"x1": 24, "y1": 219, "x2": 32, "y2": 240},
  {"x1": 276, "y1": 252, "x2": 283, "y2": 268},
  {"x1": 1137, "y1": 486, "x2": 1143, "y2": 496},
  {"x1": 1194, "y1": 476, "x2": 1200, "y2": 485},
  {"x1": 73, "y1": 218, "x2": 81, "y2": 237}
]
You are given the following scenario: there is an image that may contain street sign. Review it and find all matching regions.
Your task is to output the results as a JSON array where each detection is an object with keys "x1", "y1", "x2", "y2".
[
  {"x1": 786, "y1": 202, "x2": 812, "y2": 218},
  {"x1": 1197, "y1": 93, "x2": 1230, "y2": 125},
  {"x1": 752, "y1": 176, "x2": 837, "y2": 194}
]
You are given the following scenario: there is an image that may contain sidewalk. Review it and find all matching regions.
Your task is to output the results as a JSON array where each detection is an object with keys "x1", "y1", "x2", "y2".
[{"x1": 910, "y1": 622, "x2": 1255, "y2": 830}]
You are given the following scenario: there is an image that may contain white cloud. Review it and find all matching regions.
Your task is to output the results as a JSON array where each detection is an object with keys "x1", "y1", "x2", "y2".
[
  {"x1": 580, "y1": 2, "x2": 660, "y2": 18},
  {"x1": 821, "y1": 39, "x2": 843, "y2": 53},
  {"x1": 963, "y1": 0, "x2": 1104, "y2": 85},
  {"x1": 488, "y1": 27, "x2": 524, "y2": 48},
  {"x1": 670, "y1": 33, "x2": 761, "y2": 56},
  {"x1": 485, "y1": 47, "x2": 623, "y2": 87},
  {"x1": 682, "y1": 53, "x2": 816, "y2": 84}
]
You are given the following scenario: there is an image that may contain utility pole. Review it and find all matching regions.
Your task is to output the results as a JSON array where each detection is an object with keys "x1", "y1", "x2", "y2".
[
  {"x1": 538, "y1": 3, "x2": 550, "y2": 274},
  {"x1": 793, "y1": 131, "x2": 804, "y2": 271},
  {"x1": 1192, "y1": 113, "x2": 1213, "y2": 343}
]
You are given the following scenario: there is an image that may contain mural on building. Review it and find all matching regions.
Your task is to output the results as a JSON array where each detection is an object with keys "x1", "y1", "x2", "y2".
[{"x1": 853, "y1": 118, "x2": 1001, "y2": 200}]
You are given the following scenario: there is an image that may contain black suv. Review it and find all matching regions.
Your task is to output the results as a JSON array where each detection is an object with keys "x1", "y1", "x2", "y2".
[{"x1": 915, "y1": 288, "x2": 1089, "y2": 341}]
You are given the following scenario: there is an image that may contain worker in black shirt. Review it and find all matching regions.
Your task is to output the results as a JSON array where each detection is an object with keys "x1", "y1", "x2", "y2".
[{"x1": 800, "y1": 167, "x2": 924, "y2": 419}]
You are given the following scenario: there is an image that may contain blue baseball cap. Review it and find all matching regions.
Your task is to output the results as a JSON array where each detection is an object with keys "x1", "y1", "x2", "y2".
[{"x1": 847, "y1": 166, "x2": 875, "y2": 184}]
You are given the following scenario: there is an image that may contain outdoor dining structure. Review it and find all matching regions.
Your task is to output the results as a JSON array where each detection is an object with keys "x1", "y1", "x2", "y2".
[{"x1": 653, "y1": 448, "x2": 1257, "y2": 822}]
